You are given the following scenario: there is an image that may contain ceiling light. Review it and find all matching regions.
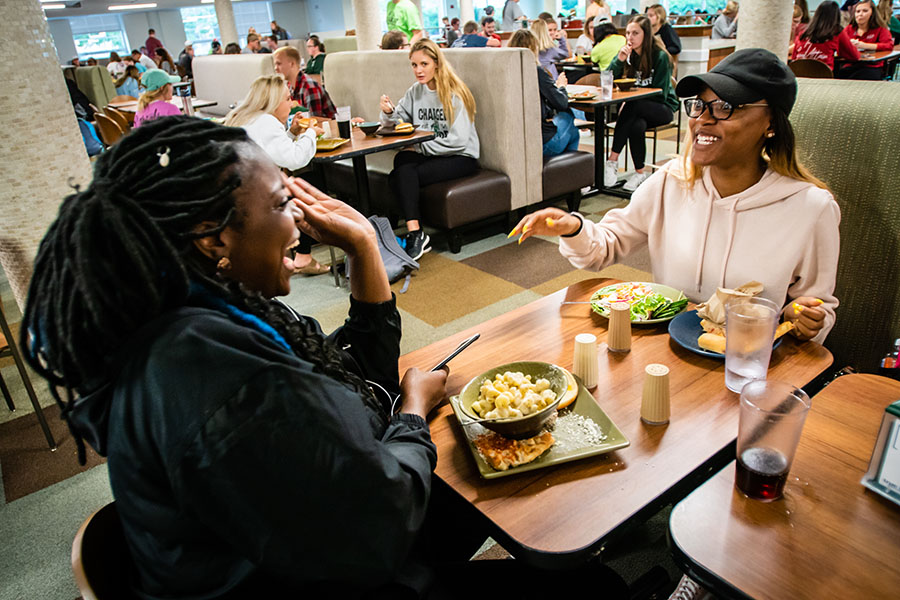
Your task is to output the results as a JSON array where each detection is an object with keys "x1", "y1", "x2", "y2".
[
  {"x1": 108, "y1": 3, "x2": 158, "y2": 10},
  {"x1": 42, "y1": 3, "x2": 66, "y2": 8}
]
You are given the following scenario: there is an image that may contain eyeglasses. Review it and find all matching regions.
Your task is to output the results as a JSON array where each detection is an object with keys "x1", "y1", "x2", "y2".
[{"x1": 683, "y1": 98, "x2": 769, "y2": 121}]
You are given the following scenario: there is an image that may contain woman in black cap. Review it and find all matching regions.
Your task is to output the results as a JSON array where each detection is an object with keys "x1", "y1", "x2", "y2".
[{"x1": 512, "y1": 48, "x2": 840, "y2": 344}]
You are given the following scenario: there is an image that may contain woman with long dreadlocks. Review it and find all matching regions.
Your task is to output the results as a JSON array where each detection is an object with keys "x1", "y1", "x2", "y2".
[{"x1": 20, "y1": 115, "x2": 450, "y2": 598}]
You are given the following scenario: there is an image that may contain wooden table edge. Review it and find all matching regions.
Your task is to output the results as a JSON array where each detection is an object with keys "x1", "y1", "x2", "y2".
[{"x1": 311, "y1": 130, "x2": 437, "y2": 162}]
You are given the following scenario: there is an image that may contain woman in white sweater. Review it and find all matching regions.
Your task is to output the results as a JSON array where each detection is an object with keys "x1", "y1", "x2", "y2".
[
  {"x1": 225, "y1": 75, "x2": 329, "y2": 275},
  {"x1": 511, "y1": 49, "x2": 840, "y2": 343}
]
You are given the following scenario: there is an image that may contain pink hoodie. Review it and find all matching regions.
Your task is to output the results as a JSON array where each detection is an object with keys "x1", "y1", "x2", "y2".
[{"x1": 559, "y1": 161, "x2": 841, "y2": 342}]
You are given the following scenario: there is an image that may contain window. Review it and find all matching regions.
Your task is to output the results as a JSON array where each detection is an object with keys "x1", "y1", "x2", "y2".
[
  {"x1": 234, "y1": 1, "x2": 273, "y2": 45},
  {"x1": 666, "y1": 1, "x2": 728, "y2": 14},
  {"x1": 181, "y1": 5, "x2": 219, "y2": 55},
  {"x1": 419, "y1": 0, "x2": 446, "y2": 34},
  {"x1": 69, "y1": 14, "x2": 129, "y2": 60}
]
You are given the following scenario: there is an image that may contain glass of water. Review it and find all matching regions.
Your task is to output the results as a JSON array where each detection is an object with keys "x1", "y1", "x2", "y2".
[{"x1": 724, "y1": 296, "x2": 779, "y2": 393}]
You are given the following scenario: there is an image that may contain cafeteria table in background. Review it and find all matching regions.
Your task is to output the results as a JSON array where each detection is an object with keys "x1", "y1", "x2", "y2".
[
  {"x1": 312, "y1": 124, "x2": 435, "y2": 216},
  {"x1": 399, "y1": 278, "x2": 833, "y2": 569},
  {"x1": 567, "y1": 86, "x2": 663, "y2": 198},
  {"x1": 668, "y1": 373, "x2": 900, "y2": 600}
]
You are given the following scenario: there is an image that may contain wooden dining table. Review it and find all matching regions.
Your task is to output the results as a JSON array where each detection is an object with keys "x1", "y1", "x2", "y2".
[
  {"x1": 108, "y1": 97, "x2": 218, "y2": 114},
  {"x1": 668, "y1": 373, "x2": 900, "y2": 600},
  {"x1": 311, "y1": 124, "x2": 435, "y2": 215},
  {"x1": 567, "y1": 86, "x2": 663, "y2": 198},
  {"x1": 398, "y1": 277, "x2": 833, "y2": 568}
]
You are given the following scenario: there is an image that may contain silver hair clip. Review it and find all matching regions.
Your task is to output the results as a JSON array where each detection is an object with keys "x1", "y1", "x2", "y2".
[{"x1": 157, "y1": 146, "x2": 171, "y2": 167}]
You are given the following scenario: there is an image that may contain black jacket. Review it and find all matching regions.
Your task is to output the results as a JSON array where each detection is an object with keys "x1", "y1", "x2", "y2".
[
  {"x1": 657, "y1": 23, "x2": 682, "y2": 56},
  {"x1": 69, "y1": 295, "x2": 436, "y2": 599},
  {"x1": 538, "y1": 66, "x2": 570, "y2": 144}
]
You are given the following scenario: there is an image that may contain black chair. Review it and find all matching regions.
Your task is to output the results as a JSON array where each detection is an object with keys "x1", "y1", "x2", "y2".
[{"x1": 0, "y1": 303, "x2": 56, "y2": 450}]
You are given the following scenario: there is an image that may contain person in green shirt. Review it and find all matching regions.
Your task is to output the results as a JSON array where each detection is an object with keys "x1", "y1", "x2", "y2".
[
  {"x1": 387, "y1": 0, "x2": 424, "y2": 43},
  {"x1": 305, "y1": 35, "x2": 326, "y2": 75},
  {"x1": 591, "y1": 21, "x2": 626, "y2": 70},
  {"x1": 604, "y1": 15, "x2": 677, "y2": 192}
]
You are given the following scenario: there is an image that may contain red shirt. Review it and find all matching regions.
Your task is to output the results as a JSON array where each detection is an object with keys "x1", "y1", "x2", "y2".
[
  {"x1": 842, "y1": 24, "x2": 894, "y2": 66},
  {"x1": 145, "y1": 36, "x2": 163, "y2": 57},
  {"x1": 792, "y1": 28, "x2": 860, "y2": 69},
  {"x1": 290, "y1": 72, "x2": 337, "y2": 119}
]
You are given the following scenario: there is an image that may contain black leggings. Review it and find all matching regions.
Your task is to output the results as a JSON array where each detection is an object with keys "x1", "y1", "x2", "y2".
[
  {"x1": 835, "y1": 63, "x2": 884, "y2": 80},
  {"x1": 389, "y1": 152, "x2": 479, "y2": 222},
  {"x1": 611, "y1": 99, "x2": 674, "y2": 170}
]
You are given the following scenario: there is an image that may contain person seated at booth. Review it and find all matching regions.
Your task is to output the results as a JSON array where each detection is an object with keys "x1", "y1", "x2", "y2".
[
  {"x1": 792, "y1": 0, "x2": 860, "y2": 70},
  {"x1": 305, "y1": 36, "x2": 327, "y2": 74},
  {"x1": 379, "y1": 40, "x2": 480, "y2": 260},
  {"x1": 837, "y1": 0, "x2": 893, "y2": 79},
  {"x1": 508, "y1": 29, "x2": 579, "y2": 157},
  {"x1": 532, "y1": 16, "x2": 570, "y2": 79},
  {"x1": 272, "y1": 46, "x2": 337, "y2": 119},
  {"x1": 512, "y1": 49, "x2": 839, "y2": 344}
]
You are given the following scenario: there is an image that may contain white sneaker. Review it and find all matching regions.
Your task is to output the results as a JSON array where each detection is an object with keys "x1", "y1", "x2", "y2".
[
  {"x1": 604, "y1": 160, "x2": 619, "y2": 187},
  {"x1": 623, "y1": 170, "x2": 650, "y2": 192}
]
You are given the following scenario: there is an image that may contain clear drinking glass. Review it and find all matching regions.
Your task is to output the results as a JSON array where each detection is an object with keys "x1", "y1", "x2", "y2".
[
  {"x1": 735, "y1": 380, "x2": 811, "y2": 501},
  {"x1": 600, "y1": 70, "x2": 613, "y2": 101},
  {"x1": 724, "y1": 297, "x2": 779, "y2": 393}
]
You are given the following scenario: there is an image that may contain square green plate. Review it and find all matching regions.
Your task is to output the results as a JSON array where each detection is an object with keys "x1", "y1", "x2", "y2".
[{"x1": 450, "y1": 384, "x2": 630, "y2": 479}]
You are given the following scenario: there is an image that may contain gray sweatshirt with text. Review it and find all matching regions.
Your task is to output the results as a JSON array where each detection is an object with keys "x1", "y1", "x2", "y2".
[{"x1": 381, "y1": 83, "x2": 480, "y2": 159}]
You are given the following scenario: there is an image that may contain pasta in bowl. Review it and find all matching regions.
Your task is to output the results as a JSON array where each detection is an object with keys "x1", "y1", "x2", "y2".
[{"x1": 458, "y1": 362, "x2": 568, "y2": 439}]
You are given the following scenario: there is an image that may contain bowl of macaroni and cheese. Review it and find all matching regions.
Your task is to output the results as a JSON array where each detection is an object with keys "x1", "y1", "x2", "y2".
[{"x1": 458, "y1": 362, "x2": 568, "y2": 439}]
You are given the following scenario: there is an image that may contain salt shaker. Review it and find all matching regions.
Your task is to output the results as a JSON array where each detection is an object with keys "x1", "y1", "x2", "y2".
[
  {"x1": 641, "y1": 363, "x2": 670, "y2": 425},
  {"x1": 573, "y1": 333, "x2": 599, "y2": 389},
  {"x1": 608, "y1": 301, "x2": 632, "y2": 353}
]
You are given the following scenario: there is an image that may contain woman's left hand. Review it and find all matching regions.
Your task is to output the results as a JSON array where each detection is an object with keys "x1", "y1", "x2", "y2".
[
  {"x1": 282, "y1": 174, "x2": 376, "y2": 256},
  {"x1": 783, "y1": 296, "x2": 826, "y2": 341}
]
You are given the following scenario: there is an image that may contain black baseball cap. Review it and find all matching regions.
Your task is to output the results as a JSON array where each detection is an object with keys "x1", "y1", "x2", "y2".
[{"x1": 675, "y1": 48, "x2": 798, "y2": 116}]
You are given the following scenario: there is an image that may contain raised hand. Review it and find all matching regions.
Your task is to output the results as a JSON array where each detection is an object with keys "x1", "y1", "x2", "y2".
[{"x1": 508, "y1": 207, "x2": 581, "y2": 245}]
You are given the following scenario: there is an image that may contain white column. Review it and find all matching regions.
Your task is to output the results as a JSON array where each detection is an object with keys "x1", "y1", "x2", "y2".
[
  {"x1": 214, "y1": 0, "x2": 239, "y2": 47},
  {"x1": 353, "y1": 0, "x2": 382, "y2": 50},
  {"x1": 544, "y1": 0, "x2": 557, "y2": 16},
  {"x1": 0, "y1": 1, "x2": 91, "y2": 310},
  {"x1": 735, "y1": 0, "x2": 794, "y2": 59},
  {"x1": 639, "y1": 0, "x2": 655, "y2": 12},
  {"x1": 460, "y1": 0, "x2": 475, "y2": 24}
]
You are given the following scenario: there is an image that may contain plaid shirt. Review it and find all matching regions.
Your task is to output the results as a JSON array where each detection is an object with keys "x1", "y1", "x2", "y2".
[{"x1": 290, "y1": 73, "x2": 336, "y2": 119}]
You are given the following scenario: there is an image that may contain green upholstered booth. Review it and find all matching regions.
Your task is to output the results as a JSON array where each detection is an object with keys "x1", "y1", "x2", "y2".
[{"x1": 791, "y1": 79, "x2": 900, "y2": 372}]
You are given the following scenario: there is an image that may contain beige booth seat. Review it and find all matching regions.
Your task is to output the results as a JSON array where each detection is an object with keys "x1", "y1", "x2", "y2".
[
  {"x1": 192, "y1": 54, "x2": 275, "y2": 117},
  {"x1": 320, "y1": 36, "x2": 358, "y2": 54},
  {"x1": 74, "y1": 65, "x2": 116, "y2": 108},
  {"x1": 325, "y1": 48, "x2": 542, "y2": 207}
]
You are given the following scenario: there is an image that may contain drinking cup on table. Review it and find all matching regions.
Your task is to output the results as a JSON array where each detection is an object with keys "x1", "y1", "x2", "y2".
[
  {"x1": 320, "y1": 120, "x2": 332, "y2": 139},
  {"x1": 724, "y1": 297, "x2": 779, "y2": 393},
  {"x1": 336, "y1": 105, "x2": 352, "y2": 138},
  {"x1": 735, "y1": 380, "x2": 811, "y2": 501},
  {"x1": 573, "y1": 333, "x2": 599, "y2": 389},
  {"x1": 600, "y1": 70, "x2": 613, "y2": 101}
]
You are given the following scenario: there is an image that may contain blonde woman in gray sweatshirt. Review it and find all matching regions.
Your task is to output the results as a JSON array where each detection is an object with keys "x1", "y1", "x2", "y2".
[{"x1": 380, "y1": 39, "x2": 479, "y2": 260}]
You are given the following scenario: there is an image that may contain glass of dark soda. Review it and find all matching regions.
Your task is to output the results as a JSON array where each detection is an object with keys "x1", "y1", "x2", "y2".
[{"x1": 736, "y1": 380, "x2": 811, "y2": 501}]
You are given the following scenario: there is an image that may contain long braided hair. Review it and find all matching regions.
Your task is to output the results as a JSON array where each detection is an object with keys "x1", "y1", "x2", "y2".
[{"x1": 21, "y1": 116, "x2": 375, "y2": 462}]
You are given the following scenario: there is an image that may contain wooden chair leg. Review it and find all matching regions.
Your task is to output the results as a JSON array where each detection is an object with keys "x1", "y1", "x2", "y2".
[
  {"x1": 1, "y1": 371, "x2": 14, "y2": 411},
  {"x1": 0, "y1": 310, "x2": 56, "y2": 450}
]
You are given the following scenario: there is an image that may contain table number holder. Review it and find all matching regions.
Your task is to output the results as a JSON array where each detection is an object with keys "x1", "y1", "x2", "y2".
[{"x1": 861, "y1": 399, "x2": 900, "y2": 507}]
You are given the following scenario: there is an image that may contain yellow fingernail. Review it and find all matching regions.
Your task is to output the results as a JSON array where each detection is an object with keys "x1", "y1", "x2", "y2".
[
  {"x1": 546, "y1": 218, "x2": 555, "y2": 226},
  {"x1": 518, "y1": 235, "x2": 524, "y2": 245},
  {"x1": 523, "y1": 225, "x2": 530, "y2": 233},
  {"x1": 793, "y1": 302, "x2": 804, "y2": 315},
  {"x1": 815, "y1": 298, "x2": 824, "y2": 305},
  {"x1": 507, "y1": 228, "x2": 518, "y2": 238}
]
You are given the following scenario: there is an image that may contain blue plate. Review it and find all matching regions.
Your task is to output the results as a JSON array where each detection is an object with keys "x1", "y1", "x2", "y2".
[{"x1": 667, "y1": 310, "x2": 783, "y2": 360}]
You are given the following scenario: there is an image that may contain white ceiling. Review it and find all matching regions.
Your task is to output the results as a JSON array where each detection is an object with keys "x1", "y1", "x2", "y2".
[{"x1": 42, "y1": 0, "x2": 293, "y2": 20}]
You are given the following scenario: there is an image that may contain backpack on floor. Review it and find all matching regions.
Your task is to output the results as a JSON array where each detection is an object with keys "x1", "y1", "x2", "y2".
[{"x1": 364, "y1": 216, "x2": 419, "y2": 292}]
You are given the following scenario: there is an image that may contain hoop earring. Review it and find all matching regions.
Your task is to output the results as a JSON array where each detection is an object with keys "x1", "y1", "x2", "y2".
[{"x1": 216, "y1": 257, "x2": 232, "y2": 271}]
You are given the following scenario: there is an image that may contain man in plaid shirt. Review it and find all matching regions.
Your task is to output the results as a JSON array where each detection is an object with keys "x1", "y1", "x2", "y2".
[{"x1": 273, "y1": 46, "x2": 337, "y2": 119}]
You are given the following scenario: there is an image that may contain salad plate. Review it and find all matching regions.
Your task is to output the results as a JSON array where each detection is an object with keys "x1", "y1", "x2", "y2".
[{"x1": 590, "y1": 282, "x2": 688, "y2": 324}]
